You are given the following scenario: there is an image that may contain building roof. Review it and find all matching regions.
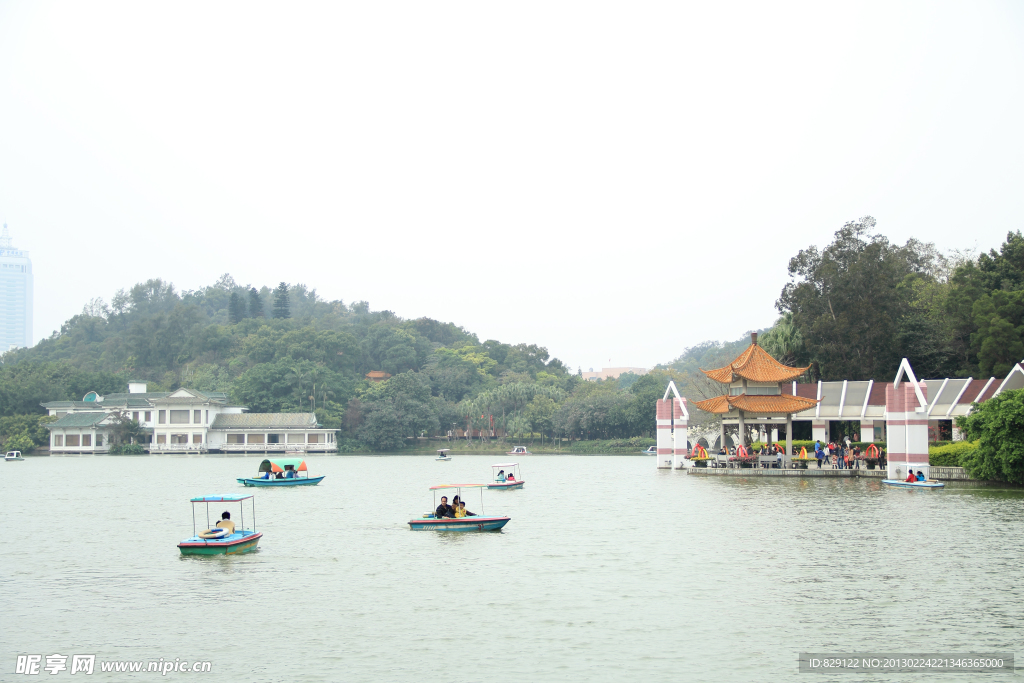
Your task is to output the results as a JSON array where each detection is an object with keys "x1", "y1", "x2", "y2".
[
  {"x1": 46, "y1": 412, "x2": 110, "y2": 428},
  {"x1": 701, "y1": 334, "x2": 810, "y2": 384},
  {"x1": 692, "y1": 393, "x2": 819, "y2": 415},
  {"x1": 150, "y1": 388, "x2": 227, "y2": 404},
  {"x1": 103, "y1": 392, "x2": 171, "y2": 401},
  {"x1": 210, "y1": 413, "x2": 321, "y2": 430},
  {"x1": 365, "y1": 371, "x2": 392, "y2": 381}
]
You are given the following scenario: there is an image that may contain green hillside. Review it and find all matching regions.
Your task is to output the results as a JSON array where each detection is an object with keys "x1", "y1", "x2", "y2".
[{"x1": 0, "y1": 275, "x2": 682, "y2": 451}]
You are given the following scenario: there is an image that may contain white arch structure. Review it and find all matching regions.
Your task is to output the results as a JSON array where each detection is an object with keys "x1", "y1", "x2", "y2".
[{"x1": 656, "y1": 381, "x2": 689, "y2": 469}]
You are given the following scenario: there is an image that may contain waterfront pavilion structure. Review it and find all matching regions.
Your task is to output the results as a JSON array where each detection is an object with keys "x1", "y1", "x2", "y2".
[
  {"x1": 691, "y1": 333, "x2": 819, "y2": 457},
  {"x1": 684, "y1": 334, "x2": 1024, "y2": 456}
]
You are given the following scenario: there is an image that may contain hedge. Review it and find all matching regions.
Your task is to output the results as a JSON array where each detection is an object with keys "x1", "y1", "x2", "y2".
[{"x1": 929, "y1": 441, "x2": 978, "y2": 467}]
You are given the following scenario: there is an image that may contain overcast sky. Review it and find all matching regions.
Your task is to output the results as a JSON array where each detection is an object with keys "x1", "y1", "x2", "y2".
[{"x1": 1, "y1": 1, "x2": 1023, "y2": 371}]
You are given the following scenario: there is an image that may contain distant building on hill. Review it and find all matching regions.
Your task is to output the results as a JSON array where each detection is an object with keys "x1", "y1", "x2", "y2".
[
  {"x1": 0, "y1": 224, "x2": 33, "y2": 350},
  {"x1": 582, "y1": 367, "x2": 648, "y2": 382},
  {"x1": 365, "y1": 371, "x2": 392, "y2": 382},
  {"x1": 42, "y1": 382, "x2": 337, "y2": 454}
]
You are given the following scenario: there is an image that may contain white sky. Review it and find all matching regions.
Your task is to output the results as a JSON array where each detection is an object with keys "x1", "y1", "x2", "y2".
[{"x1": 1, "y1": 1, "x2": 1023, "y2": 371}]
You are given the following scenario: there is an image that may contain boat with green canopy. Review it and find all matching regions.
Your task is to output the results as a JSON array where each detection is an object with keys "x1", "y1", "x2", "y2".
[{"x1": 237, "y1": 458, "x2": 325, "y2": 487}]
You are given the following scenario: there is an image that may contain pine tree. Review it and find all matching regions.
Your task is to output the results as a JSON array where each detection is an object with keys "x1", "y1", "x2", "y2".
[
  {"x1": 228, "y1": 292, "x2": 245, "y2": 324},
  {"x1": 248, "y1": 287, "x2": 264, "y2": 318},
  {"x1": 272, "y1": 282, "x2": 291, "y2": 319}
]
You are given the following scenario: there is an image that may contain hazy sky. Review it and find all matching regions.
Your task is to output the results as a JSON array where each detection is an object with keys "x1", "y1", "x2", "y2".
[{"x1": 1, "y1": 1, "x2": 1023, "y2": 371}]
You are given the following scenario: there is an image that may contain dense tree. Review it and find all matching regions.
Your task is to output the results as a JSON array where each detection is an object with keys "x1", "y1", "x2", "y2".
[
  {"x1": 777, "y1": 217, "x2": 951, "y2": 380},
  {"x1": 248, "y1": 287, "x2": 264, "y2": 318},
  {"x1": 228, "y1": 292, "x2": 246, "y2": 324},
  {"x1": 957, "y1": 389, "x2": 1024, "y2": 484},
  {"x1": 272, "y1": 283, "x2": 291, "y2": 319}
]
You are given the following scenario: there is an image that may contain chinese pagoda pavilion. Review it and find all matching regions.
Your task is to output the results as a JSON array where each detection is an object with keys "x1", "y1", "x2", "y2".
[{"x1": 692, "y1": 332, "x2": 818, "y2": 456}]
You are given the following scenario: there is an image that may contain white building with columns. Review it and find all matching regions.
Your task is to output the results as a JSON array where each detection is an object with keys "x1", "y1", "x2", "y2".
[{"x1": 43, "y1": 383, "x2": 337, "y2": 454}]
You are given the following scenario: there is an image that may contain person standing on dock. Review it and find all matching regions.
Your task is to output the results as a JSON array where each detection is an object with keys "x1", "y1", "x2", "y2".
[{"x1": 815, "y1": 442, "x2": 823, "y2": 468}]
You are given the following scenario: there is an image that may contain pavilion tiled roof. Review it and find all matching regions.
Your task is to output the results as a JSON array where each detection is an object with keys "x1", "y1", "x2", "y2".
[
  {"x1": 692, "y1": 393, "x2": 819, "y2": 415},
  {"x1": 701, "y1": 337, "x2": 810, "y2": 384}
]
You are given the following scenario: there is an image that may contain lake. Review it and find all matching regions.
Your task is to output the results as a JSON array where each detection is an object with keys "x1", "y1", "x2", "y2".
[{"x1": 2, "y1": 455, "x2": 1022, "y2": 682}]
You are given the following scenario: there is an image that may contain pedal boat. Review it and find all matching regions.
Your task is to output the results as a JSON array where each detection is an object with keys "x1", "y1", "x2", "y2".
[
  {"x1": 488, "y1": 462, "x2": 524, "y2": 490},
  {"x1": 238, "y1": 458, "x2": 324, "y2": 487},
  {"x1": 436, "y1": 449, "x2": 452, "y2": 461},
  {"x1": 882, "y1": 479, "x2": 945, "y2": 489},
  {"x1": 178, "y1": 494, "x2": 262, "y2": 556},
  {"x1": 409, "y1": 484, "x2": 510, "y2": 531},
  {"x1": 506, "y1": 446, "x2": 531, "y2": 456}
]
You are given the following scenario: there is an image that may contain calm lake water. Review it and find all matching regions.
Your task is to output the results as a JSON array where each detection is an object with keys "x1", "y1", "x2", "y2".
[{"x1": 2, "y1": 455, "x2": 1022, "y2": 682}]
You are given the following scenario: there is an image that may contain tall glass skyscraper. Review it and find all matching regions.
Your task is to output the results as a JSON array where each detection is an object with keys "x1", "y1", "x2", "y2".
[{"x1": 0, "y1": 224, "x2": 33, "y2": 350}]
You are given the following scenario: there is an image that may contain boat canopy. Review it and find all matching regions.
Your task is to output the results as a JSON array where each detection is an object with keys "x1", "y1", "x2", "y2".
[
  {"x1": 429, "y1": 484, "x2": 489, "y2": 490},
  {"x1": 258, "y1": 458, "x2": 307, "y2": 473},
  {"x1": 491, "y1": 462, "x2": 518, "y2": 468},
  {"x1": 190, "y1": 494, "x2": 254, "y2": 502}
]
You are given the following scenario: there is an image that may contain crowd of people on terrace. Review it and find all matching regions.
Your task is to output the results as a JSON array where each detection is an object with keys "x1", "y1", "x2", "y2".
[{"x1": 710, "y1": 438, "x2": 887, "y2": 469}]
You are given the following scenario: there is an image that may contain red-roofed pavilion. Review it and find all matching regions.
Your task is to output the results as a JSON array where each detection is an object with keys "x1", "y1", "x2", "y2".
[{"x1": 692, "y1": 332, "x2": 817, "y2": 456}]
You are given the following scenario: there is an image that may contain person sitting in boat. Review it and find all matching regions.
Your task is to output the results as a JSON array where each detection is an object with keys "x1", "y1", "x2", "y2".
[
  {"x1": 496, "y1": 470, "x2": 506, "y2": 482},
  {"x1": 905, "y1": 470, "x2": 917, "y2": 483},
  {"x1": 215, "y1": 511, "x2": 235, "y2": 534},
  {"x1": 458, "y1": 501, "x2": 477, "y2": 517},
  {"x1": 916, "y1": 470, "x2": 926, "y2": 482},
  {"x1": 506, "y1": 472, "x2": 515, "y2": 482},
  {"x1": 435, "y1": 495, "x2": 455, "y2": 519},
  {"x1": 260, "y1": 470, "x2": 271, "y2": 479},
  {"x1": 274, "y1": 471, "x2": 284, "y2": 479}
]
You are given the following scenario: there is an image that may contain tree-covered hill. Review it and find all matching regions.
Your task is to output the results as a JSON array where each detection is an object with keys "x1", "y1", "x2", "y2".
[{"x1": 0, "y1": 275, "x2": 680, "y2": 450}]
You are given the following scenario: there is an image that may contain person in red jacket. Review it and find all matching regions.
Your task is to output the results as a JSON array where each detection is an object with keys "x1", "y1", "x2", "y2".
[{"x1": 905, "y1": 470, "x2": 917, "y2": 483}]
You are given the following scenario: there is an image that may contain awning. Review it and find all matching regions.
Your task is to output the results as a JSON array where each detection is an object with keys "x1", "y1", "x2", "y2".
[
  {"x1": 190, "y1": 494, "x2": 254, "y2": 502},
  {"x1": 258, "y1": 458, "x2": 308, "y2": 473}
]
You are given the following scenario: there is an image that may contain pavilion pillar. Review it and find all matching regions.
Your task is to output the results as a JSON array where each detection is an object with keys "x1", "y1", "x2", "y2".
[
  {"x1": 671, "y1": 397, "x2": 688, "y2": 470},
  {"x1": 655, "y1": 398, "x2": 674, "y2": 469},
  {"x1": 737, "y1": 410, "x2": 746, "y2": 449},
  {"x1": 786, "y1": 413, "x2": 793, "y2": 459},
  {"x1": 886, "y1": 373, "x2": 929, "y2": 480},
  {"x1": 719, "y1": 421, "x2": 727, "y2": 453}
]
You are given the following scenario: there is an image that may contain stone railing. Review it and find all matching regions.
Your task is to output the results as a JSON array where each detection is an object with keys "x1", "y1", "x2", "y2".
[{"x1": 216, "y1": 443, "x2": 338, "y2": 453}]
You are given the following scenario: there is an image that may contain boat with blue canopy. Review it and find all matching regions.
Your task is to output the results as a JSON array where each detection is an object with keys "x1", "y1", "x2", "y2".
[
  {"x1": 488, "y1": 462, "x2": 524, "y2": 489},
  {"x1": 237, "y1": 458, "x2": 324, "y2": 487},
  {"x1": 177, "y1": 494, "x2": 262, "y2": 555},
  {"x1": 409, "y1": 484, "x2": 511, "y2": 531}
]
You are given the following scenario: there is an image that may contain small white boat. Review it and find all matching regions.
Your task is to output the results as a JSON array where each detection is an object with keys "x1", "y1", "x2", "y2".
[
  {"x1": 436, "y1": 449, "x2": 452, "y2": 461},
  {"x1": 882, "y1": 479, "x2": 945, "y2": 489},
  {"x1": 506, "y1": 446, "x2": 531, "y2": 456},
  {"x1": 641, "y1": 446, "x2": 657, "y2": 455},
  {"x1": 489, "y1": 462, "x2": 524, "y2": 490},
  {"x1": 5, "y1": 451, "x2": 25, "y2": 461}
]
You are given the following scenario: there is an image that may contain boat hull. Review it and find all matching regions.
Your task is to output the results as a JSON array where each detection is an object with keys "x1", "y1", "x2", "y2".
[
  {"x1": 436, "y1": 458, "x2": 452, "y2": 461},
  {"x1": 237, "y1": 476, "x2": 325, "y2": 487},
  {"x1": 882, "y1": 479, "x2": 945, "y2": 489},
  {"x1": 178, "y1": 531, "x2": 263, "y2": 555},
  {"x1": 409, "y1": 516, "x2": 510, "y2": 531},
  {"x1": 487, "y1": 480, "x2": 524, "y2": 490}
]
